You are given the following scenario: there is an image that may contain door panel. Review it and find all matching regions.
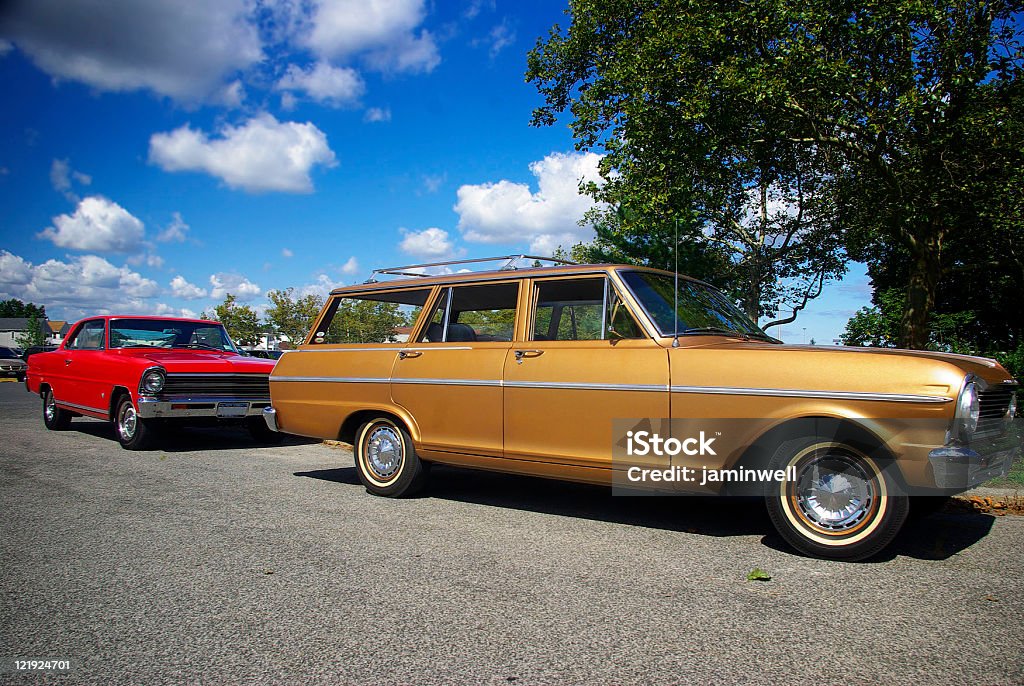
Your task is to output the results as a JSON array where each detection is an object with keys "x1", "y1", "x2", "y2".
[
  {"x1": 391, "y1": 344, "x2": 508, "y2": 457},
  {"x1": 503, "y1": 338, "x2": 669, "y2": 469}
]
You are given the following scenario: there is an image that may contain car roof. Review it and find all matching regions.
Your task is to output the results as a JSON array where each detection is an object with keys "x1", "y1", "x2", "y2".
[
  {"x1": 68, "y1": 315, "x2": 220, "y2": 326},
  {"x1": 329, "y1": 263, "x2": 708, "y2": 295}
]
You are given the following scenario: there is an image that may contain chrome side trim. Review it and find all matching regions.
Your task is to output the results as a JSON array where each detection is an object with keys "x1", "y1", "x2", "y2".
[
  {"x1": 285, "y1": 346, "x2": 473, "y2": 353},
  {"x1": 272, "y1": 376, "x2": 390, "y2": 384},
  {"x1": 56, "y1": 399, "x2": 109, "y2": 416},
  {"x1": 504, "y1": 380, "x2": 666, "y2": 392},
  {"x1": 670, "y1": 385, "x2": 952, "y2": 404}
]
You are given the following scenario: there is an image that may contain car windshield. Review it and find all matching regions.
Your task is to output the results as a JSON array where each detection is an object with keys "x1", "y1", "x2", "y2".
[
  {"x1": 109, "y1": 319, "x2": 239, "y2": 352},
  {"x1": 0, "y1": 348, "x2": 19, "y2": 359},
  {"x1": 620, "y1": 271, "x2": 775, "y2": 340}
]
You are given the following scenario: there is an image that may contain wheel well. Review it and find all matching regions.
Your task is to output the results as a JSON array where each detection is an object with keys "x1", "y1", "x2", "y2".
[
  {"x1": 109, "y1": 386, "x2": 132, "y2": 420},
  {"x1": 733, "y1": 416, "x2": 896, "y2": 471},
  {"x1": 39, "y1": 382, "x2": 51, "y2": 398},
  {"x1": 339, "y1": 410, "x2": 408, "y2": 445}
]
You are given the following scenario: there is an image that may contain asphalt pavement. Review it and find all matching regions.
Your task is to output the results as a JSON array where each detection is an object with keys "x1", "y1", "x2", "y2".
[{"x1": 1, "y1": 381, "x2": 1022, "y2": 685}]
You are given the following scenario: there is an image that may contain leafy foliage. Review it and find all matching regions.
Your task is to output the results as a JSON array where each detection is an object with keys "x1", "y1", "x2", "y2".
[
  {"x1": 324, "y1": 299, "x2": 410, "y2": 344},
  {"x1": 0, "y1": 299, "x2": 45, "y2": 318},
  {"x1": 15, "y1": 312, "x2": 47, "y2": 348},
  {"x1": 202, "y1": 294, "x2": 262, "y2": 347},
  {"x1": 265, "y1": 288, "x2": 324, "y2": 346},
  {"x1": 528, "y1": 0, "x2": 1024, "y2": 348}
]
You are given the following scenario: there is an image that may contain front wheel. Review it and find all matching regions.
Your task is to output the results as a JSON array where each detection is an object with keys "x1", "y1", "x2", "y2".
[
  {"x1": 114, "y1": 395, "x2": 155, "y2": 450},
  {"x1": 765, "y1": 437, "x2": 908, "y2": 561},
  {"x1": 354, "y1": 417, "x2": 428, "y2": 497},
  {"x1": 42, "y1": 388, "x2": 72, "y2": 430}
]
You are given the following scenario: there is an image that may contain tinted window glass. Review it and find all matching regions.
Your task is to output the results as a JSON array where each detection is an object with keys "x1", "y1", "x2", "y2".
[
  {"x1": 67, "y1": 320, "x2": 105, "y2": 350},
  {"x1": 418, "y1": 282, "x2": 519, "y2": 343}
]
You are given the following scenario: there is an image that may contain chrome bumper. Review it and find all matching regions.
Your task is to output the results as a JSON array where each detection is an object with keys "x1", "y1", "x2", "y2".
[
  {"x1": 262, "y1": 406, "x2": 279, "y2": 432},
  {"x1": 136, "y1": 397, "x2": 270, "y2": 419},
  {"x1": 928, "y1": 435, "x2": 1018, "y2": 490}
]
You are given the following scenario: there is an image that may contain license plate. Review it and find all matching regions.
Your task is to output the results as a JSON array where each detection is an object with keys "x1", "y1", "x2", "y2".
[{"x1": 216, "y1": 402, "x2": 250, "y2": 418}]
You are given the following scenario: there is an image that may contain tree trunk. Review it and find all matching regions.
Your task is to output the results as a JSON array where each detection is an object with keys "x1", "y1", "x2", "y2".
[{"x1": 899, "y1": 230, "x2": 942, "y2": 350}]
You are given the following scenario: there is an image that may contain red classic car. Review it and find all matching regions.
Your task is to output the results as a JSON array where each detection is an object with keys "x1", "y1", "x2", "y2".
[{"x1": 26, "y1": 316, "x2": 279, "y2": 450}]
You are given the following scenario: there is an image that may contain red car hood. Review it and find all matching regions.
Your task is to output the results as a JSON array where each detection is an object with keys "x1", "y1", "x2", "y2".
[{"x1": 117, "y1": 349, "x2": 275, "y2": 373}]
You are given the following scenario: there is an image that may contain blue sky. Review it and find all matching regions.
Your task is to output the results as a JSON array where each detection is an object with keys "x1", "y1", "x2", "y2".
[{"x1": 0, "y1": 0, "x2": 870, "y2": 343}]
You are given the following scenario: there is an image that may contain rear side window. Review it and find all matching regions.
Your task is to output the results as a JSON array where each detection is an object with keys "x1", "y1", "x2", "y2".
[
  {"x1": 418, "y1": 282, "x2": 519, "y2": 343},
  {"x1": 66, "y1": 320, "x2": 106, "y2": 350},
  {"x1": 532, "y1": 277, "x2": 643, "y2": 341},
  {"x1": 312, "y1": 289, "x2": 431, "y2": 344}
]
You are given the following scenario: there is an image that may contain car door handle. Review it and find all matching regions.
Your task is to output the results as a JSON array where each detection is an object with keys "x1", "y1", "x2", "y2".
[
  {"x1": 398, "y1": 350, "x2": 422, "y2": 359},
  {"x1": 514, "y1": 349, "x2": 543, "y2": 363},
  {"x1": 64, "y1": 359, "x2": 72, "y2": 366}
]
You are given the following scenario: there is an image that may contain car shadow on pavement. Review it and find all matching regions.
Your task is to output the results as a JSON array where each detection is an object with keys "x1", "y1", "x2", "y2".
[
  {"x1": 68, "y1": 419, "x2": 319, "y2": 452},
  {"x1": 296, "y1": 463, "x2": 997, "y2": 562}
]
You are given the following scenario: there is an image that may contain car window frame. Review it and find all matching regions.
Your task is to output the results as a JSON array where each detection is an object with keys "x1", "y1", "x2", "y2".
[
  {"x1": 416, "y1": 280, "x2": 522, "y2": 345},
  {"x1": 65, "y1": 319, "x2": 106, "y2": 351},
  {"x1": 527, "y1": 274, "x2": 646, "y2": 342},
  {"x1": 309, "y1": 286, "x2": 435, "y2": 346}
]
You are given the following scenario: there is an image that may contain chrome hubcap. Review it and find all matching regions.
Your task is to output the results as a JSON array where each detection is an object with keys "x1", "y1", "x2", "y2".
[
  {"x1": 45, "y1": 394, "x2": 56, "y2": 421},
  {"x1": 118, "y1": 403, "x2": 137, "y2": 440},
  {"x1": 795, "y1": 452, "x2": 875, "y2": 532},
  {"x1": 366, "y1": 426, "x2": 402, "y2": 479}
]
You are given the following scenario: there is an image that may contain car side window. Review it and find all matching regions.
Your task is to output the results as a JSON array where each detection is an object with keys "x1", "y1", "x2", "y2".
[
  {"x1": 66, "y1": 320, "x2": 106, "y2": 350},
  {"x1": 311, "y1": 289, "x2": 431, "y2": 344},
  {"x1": 417, "y1": 282, "x2": 519, "y2": 343},
  {"x1": 532, "y1": 277, "x2": 643, "y2": 341}
]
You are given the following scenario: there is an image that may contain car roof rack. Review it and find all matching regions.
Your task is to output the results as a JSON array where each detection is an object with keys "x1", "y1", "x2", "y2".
[{"x1": 365, "y1": 255, "x2": 577, "y2": 282}]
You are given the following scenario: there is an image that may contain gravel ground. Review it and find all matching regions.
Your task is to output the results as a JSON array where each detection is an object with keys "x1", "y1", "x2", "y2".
[{"x1": 1, "y1": 381, "x2": 1023, "y2": 685}]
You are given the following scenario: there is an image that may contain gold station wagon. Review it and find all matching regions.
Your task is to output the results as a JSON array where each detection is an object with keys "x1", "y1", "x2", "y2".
[{"x1": 264, "y1": 256, "x2": 1019, "y2": 560}]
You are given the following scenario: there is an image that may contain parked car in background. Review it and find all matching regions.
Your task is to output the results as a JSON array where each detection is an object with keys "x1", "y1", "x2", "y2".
[
  {"x1": 0, "y1": 346, "x2": 27, "y2": 381},
  {"x1": 264, "y1": 255, "x2": 1019, "y2": 561},
  {"x1": 26, "y1": 316, "x2": 279, "y2": 449},
  {"x1": 22, "y1": 344, "x2": 57, "y2": 361},
  {"x1": 243, "y1": 349, "x2": 285, "y2": 360}
]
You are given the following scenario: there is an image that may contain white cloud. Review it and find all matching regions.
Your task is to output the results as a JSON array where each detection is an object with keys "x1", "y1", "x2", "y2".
[
  {"x1": 148, "y1": 114, "x2": 338, "y2": 193},
  {"x1": 157, "y1": 212, "x2": 189, "y2": 242},
  {"x1": 304, "y1": 0, "x2": 440, "y2": 73},
  {"x1": 421, "y1": 172, "x2": 445, "y2": 193},
  {"x1": 170, "y1": 275, "x2": 207, "y2": 300},
  {"x1": 49, "y1": 158, "x2": 91, "y2": 201},
  {"x1": 399, "y1": 227, "x2": 458, "y2": 259},
  {"x1": 276, "y1": 61, "x2": 364, "y2": 106},
  {"x1": 364, "y1": 106, "x2": 392, "y2": 123},
  {"x1": 475, "y1": 20, "x2": 515, "y2": 58},
  {"x1": 282, "y1": 248, "x2": 294, "y2": 258},
  {"x1": 0, "y1": 0, "x2": 262, "y2": 103},
  {"x1": 38, "y1": 196, "x2": 145, "y2": 253},
  {"x1": 339, "y1": 256, "x2": 360, "y2": 275},
  {"x1": 454, "y1": 151, "x2": 603, "y2": 254},
  {"x1": 153, "y1": 303, "x2": 199, "y2": 318},
  {"x1": 298, "y1": 273, "x2": 344, "y2": 299},
  {"x1": 209, "y1": 272, "x2": 261, "y2": 301},
  {"x1": 0, "y1": 250, "x2": 160, "y2": 318}
]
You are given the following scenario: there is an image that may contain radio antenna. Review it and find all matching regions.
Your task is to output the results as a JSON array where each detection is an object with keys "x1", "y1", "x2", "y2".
[{"x1": 672, "y1": 214, "x2": 680, "y2": 348}]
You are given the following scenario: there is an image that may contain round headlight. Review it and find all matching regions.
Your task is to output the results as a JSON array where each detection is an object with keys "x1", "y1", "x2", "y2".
[
  {"x1": 956, "y1": 380, "x2": 980, "y2": 437},
  {"x1": 141, "y1": 368, "x2": 165, "y2": 395}
]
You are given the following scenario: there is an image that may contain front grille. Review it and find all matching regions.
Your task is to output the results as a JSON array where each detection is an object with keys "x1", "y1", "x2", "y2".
[
  {"x1": 161, "y1": 373, "x2": 270, "y2": 399},
  {"x1": 977, "y1": 384, "x2": 1017, "y2": 434}
]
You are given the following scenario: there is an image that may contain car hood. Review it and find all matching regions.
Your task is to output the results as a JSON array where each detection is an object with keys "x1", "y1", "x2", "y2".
[
  {"x1": 117, "y1": 349, "x2": 275, "y2": 373},
  {"x1": 0, "y1": 358, "x2": 26, "y2": 366}
]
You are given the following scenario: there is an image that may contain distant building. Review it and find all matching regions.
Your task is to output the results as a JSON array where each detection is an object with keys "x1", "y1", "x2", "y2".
[
  {"x1": 0, "y1": 318, "x2": 50, "y2": 348},
  {"x1": 47, "y1": 320, "x2": 70, "y2": 345}
]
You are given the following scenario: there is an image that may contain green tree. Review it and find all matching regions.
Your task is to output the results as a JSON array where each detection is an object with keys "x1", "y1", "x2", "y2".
[
  {"x1": 0, "y1": 299, "x2": 46, "y2": 318},
  {"x1": 15, "y1": 312, "x2": 47, "y2": 348},
  {"x1": 527, "y1": 0, "x2": 1023, "y2": 348},
  {"x1": 203, "y1": 294, "x2": 262, "y2": 347},
  {"x1": 527, "y1": 0, "x2": 848, "y2": 327},
  {"x1": 325, "y1": 299, "x2": 408, "y2": 344},
  {"x1": 265, "y1": 288, "x2": 324, "y2": 347}
]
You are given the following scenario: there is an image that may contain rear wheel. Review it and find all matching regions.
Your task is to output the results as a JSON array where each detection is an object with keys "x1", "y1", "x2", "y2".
[
  {"x1": 765, "y1": 437, "x2": 908, "y2": 561},
  {"x1": 114, "y1": 395, "x2": 155, "y2": 450},
  {"x1": 354, "y1": 417, "x2": 428, "y2": 497},
  {"x1": 42, "y1": 388, "x2": 72, "y2": 430}
]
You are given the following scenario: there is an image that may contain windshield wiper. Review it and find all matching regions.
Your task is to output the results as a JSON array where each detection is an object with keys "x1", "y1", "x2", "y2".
[
  {"x1": 176, "y1": 342, "x2": 223, "y2": 351},
  {"x1": 680, "y1": 326, "x2": 743, "y2": 336}
]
